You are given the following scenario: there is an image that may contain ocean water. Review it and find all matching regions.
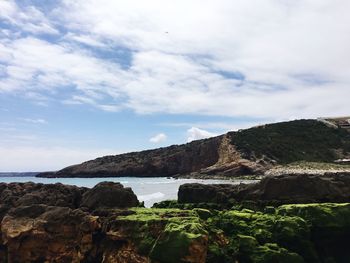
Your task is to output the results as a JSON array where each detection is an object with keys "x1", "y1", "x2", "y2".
[{"x1": 0, "y1": 177, "x2": 256, "y2": 207}]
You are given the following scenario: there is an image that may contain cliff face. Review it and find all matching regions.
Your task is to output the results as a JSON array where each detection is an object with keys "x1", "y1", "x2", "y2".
[
  {"x1": 37, "y1": 119, "x2": 350, "y2": 178},
  {"x1": 38, "y1": 134, "x2": 265, "y2": 178}
]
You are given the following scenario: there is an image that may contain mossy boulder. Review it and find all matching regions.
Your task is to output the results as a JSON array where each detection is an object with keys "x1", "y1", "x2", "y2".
[
  {"x1": 150, "y1": 219, "x2": 208, "y2": 263},
  {"x1": 277, "y1": 203, "x2": 350, "y2": 262},
  {"x1": 115, "y1": 208, "x2": 208, "y2": 263}
]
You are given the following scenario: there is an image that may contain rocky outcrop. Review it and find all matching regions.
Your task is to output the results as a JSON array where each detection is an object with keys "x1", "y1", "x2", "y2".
[
  {"x1": 0, "y1": 182, "x2": 209, "y2": 263},
  {"x1": 0, "y1": 182, "x2": 139, "y2": 220},
  {"x1": 37, "y1": 119, "x2": 350, "y2": 178},
  {"x1": 1, "y1": 181, "x2": 350, "y2": 262},
  {"x1": 178, "y1": 172, "x2": 350, "y2": 205}
]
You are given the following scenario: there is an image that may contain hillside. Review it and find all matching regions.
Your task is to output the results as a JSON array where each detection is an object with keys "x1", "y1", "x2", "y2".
[{"x1": 37, "y1": 119, "x2": 350, "y2": 178}]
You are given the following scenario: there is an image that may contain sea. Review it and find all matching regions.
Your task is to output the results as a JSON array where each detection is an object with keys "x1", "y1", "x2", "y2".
[{"x1": 0, "y1": 175, "x2": 256, "y2": 207}]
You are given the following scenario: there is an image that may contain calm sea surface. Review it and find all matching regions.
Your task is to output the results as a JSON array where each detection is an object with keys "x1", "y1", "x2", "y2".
[{"x1": 0, "y1": 177, "x2": 256, "y2": 207}]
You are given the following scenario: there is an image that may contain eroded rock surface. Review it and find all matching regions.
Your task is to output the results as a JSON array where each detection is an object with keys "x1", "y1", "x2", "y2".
[{"x1": 1, "y1": 205, "x2": 99, "y2": 263}]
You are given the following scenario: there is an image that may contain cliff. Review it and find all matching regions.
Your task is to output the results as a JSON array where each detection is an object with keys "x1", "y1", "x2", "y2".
[{"x1": 37, "y1": 119, "x2": 350, "y2": 178}]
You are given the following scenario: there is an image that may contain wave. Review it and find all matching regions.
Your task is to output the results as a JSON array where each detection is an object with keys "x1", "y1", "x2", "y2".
[{"x1": 138, "y1": 192, "x2": 165, "y2": 201}]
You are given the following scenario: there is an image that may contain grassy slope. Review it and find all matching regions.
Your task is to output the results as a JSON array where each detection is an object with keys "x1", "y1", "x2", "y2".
[{"x1": 230, "y1": 119, "x2": 350, "y2": 164}]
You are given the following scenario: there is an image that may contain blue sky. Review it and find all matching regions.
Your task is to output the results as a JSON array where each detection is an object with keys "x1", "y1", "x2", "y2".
[{"x1": 0, "y1": 0, "x2": 349, "y2": 171}]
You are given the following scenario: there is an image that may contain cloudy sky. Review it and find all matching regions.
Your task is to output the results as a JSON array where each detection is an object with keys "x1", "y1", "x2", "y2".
[{"x1": 0, "y1": 0, "x2": 349, "y2": 171}]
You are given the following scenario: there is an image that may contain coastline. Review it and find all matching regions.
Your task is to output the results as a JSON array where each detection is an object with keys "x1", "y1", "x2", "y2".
[{"x1": 1, "y1": 173, "x2": 350, "y2": 262}]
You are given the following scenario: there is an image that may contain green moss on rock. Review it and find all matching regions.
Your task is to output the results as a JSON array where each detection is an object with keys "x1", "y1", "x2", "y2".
[
  {"x1": 110, "y1": 203, "x2": 350, "y2": 263},
  {"x1": 150, "y1": 219, "x2": 208, "y2": 263}
]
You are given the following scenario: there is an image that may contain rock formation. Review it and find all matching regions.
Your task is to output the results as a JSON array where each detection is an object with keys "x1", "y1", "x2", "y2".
[
  {"x1": 1, "y1": 179, "x2": 350, "y2": 262},
  {"x1": 37, "y1": 119, "x2": 350, "y2": 178},
  {"x1": 178, "y1": 172, "x2": 350, "y2": 205}
]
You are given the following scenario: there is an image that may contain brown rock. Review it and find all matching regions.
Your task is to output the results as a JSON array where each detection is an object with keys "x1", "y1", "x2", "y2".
[{"x1": 1, "y1": 205, "x2": 99, "y2": 263}]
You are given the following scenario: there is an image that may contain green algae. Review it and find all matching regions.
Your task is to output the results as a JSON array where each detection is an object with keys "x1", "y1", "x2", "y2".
[
  {"x1": 112, "y1": 203, "x2": 350, "y2": 262},
  {"x1": 150, "y1": 219, "x2": 207, "y2": 263},
  {"x1": 206, "y1": 207, "x2": 315, "y2": 262},
  {"x1": 115, "y1": 207, "x2": 207, "y2": 262},
  {"x1": 193, "y1": 208, "x2": 212, "y2": 220},
  {"x1": 153, "y1": 199, "x2": 226, "y2": 210},
  {"x1": 277, "y1": 203, "x2": 350, "y2": 262},
  {"x1": 277, "y1": 203, "x2": 350, "y2": 228}
]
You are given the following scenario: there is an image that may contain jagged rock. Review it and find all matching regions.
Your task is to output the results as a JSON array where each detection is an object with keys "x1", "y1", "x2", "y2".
[
  {"x1": 80, "y1": 182, "x2": 139, "y2": 210},
  {"x1": 178, "y1": 173, "x2": 350, "y2": 205},
  {"x1": 0, "y1": 182, "x2": 87, "y2": 209},
  {"x1": 0, "y1": 182, "x2": 87, "y2": 225},
  {"x1": 1, "y1": 205, "x2": 99, "y2": 262}
]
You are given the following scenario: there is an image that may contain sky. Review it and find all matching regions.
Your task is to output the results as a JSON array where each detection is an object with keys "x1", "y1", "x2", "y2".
[{"x1": 0, "y1": 0, "x2": 349, "y2": 171}]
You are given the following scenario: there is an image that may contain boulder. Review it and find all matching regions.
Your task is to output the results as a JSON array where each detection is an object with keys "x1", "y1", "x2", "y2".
[
  {"x1": 178, "y1": 183, "x2": 239, "y2": 204},
  {"x1": 80, "y1": 182, "x2": 139, "y2": 211}
]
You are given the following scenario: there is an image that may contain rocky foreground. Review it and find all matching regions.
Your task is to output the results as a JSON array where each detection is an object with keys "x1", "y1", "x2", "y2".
[
  {"x1": 1, "y1": 174, "x2": 350, "y2": 262},
  {"x1": 37, "y1": 119, "x2": 350, "y2": 178}
]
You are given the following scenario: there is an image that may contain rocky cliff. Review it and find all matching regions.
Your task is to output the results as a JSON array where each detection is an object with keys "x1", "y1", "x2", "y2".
[{"x1": 37, "y1": 119, "x2": 350, "y2": 178}]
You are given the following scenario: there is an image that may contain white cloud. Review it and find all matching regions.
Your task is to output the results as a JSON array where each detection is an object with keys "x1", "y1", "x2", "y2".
[
  {"x1": 0, "y1": 0, "x2": 349, "y2": 119},
  {"x1": 0, "y1": 0, "x2": 58, "y2": 35},
  {"x1": 187, "y1": 127, "x2": 217, "y2": 142},
  {"x1": 149, "y1": 133, "x2": 167, "y2": 143},
  {"x1": 160, "y1": 121, "x2": 261, "y2": 132},
  {"x1": 0, "y1": 146, "x2": 118, "y2": 172},
  {"x1": 22, "y1": 118, "x2": 47, "y2": 124}
]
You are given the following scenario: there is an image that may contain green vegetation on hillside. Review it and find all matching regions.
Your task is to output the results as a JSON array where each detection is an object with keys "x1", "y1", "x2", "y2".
[
  {"x1": 276, "y1": 161, "x2": 350, "y2": 170},
  {"x1": 231, "y1": 119, "x2": 350, "y2": 164}
]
